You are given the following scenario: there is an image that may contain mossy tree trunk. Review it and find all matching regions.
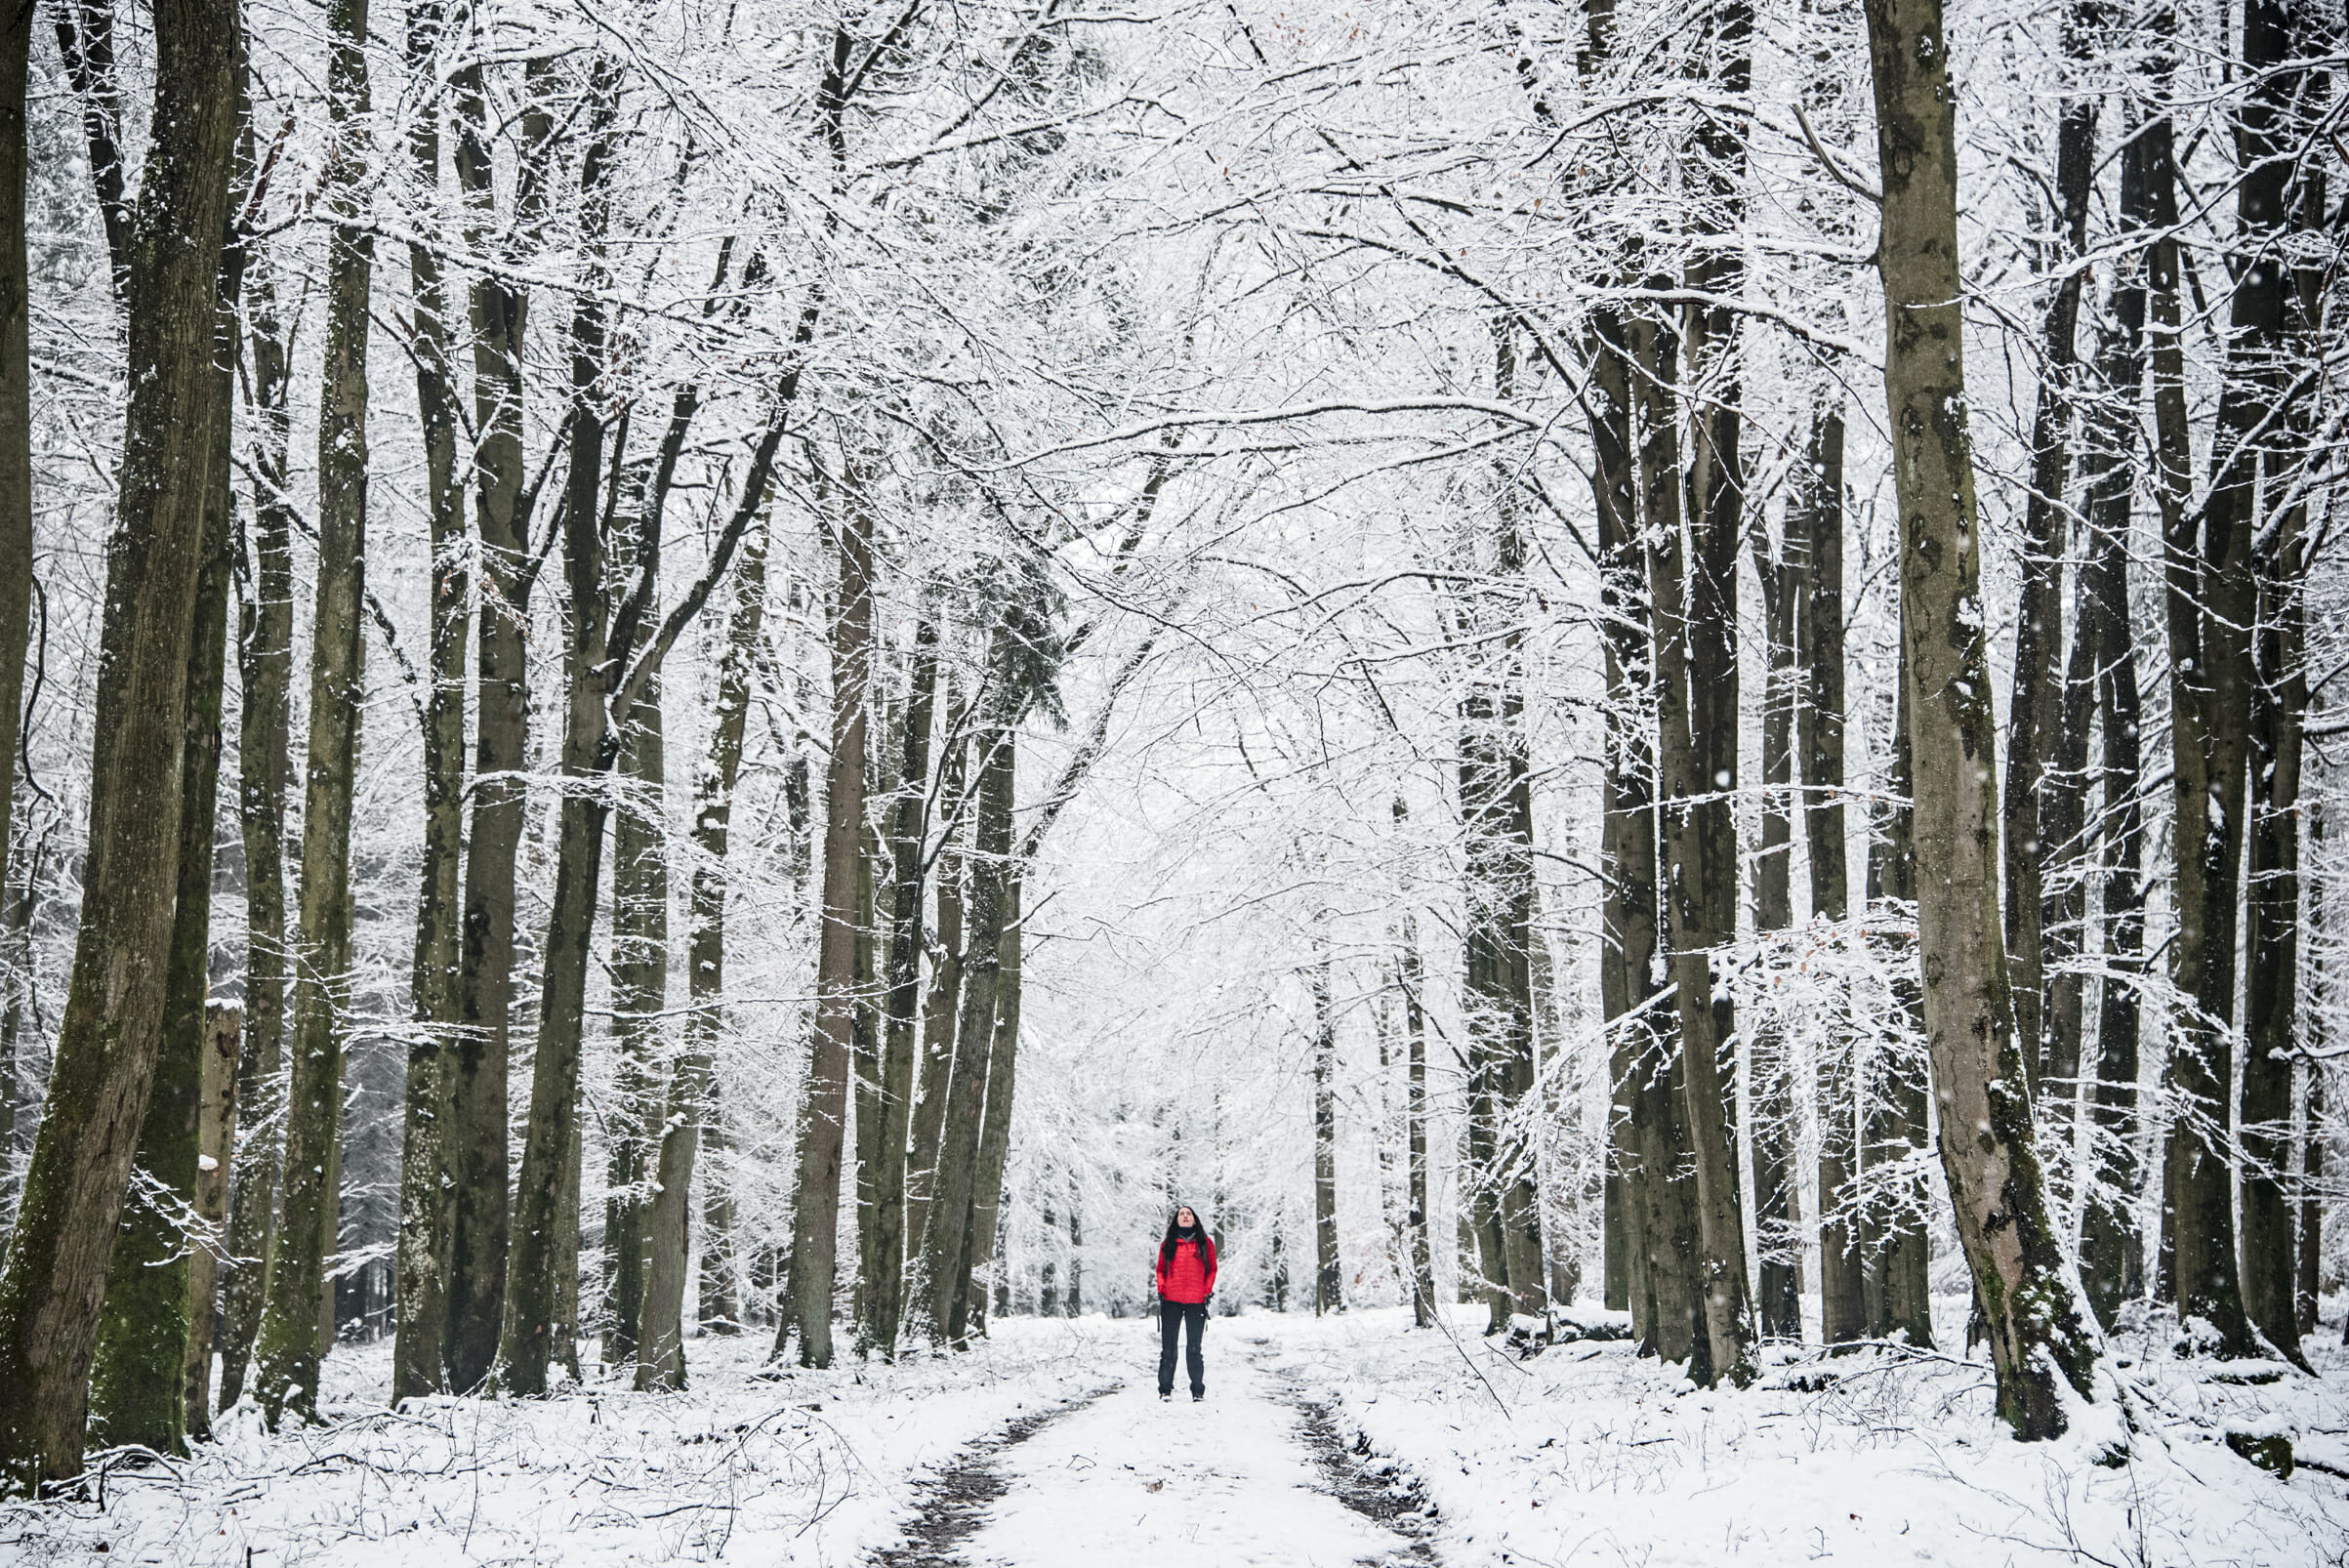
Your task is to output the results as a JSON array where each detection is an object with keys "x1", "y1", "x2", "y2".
[
  {"x1": 0, "y1": 0, "x2": 238, "y2": 1485},
  {"x1": 87, "y1": 121, "x2": 241, "y2": 1450}
]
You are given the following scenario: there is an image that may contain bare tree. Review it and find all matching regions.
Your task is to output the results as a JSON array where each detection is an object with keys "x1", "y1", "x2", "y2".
[{"x1": 1863, "y1": 0, "x2": 2096, "y2": 1437}]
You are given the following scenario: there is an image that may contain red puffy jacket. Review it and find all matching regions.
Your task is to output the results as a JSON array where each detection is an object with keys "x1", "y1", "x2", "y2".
[{"x1": 1156, "y1": 1235, "x2": 1217, "y2": 1304}]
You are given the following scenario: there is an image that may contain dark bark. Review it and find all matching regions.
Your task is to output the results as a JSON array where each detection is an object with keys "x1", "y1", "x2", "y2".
[
  {"x1": 1590, "y1": 295, "x2": 1669, "y2": 1344},
  {"x1": 254, "y1": 0, "x2": 370, "y2": 1424},
  {"x1": 86, "y1": 133, "x2": 240, "y2": 1448},
  {"x1": 851, "y1": 724, "x2": 888, "y2": 1339},
  {"x1": 1752, "y1": 526, "x2": 1800, "y2": 1340},
  {"x1": 443, "y1": 50, "x2": 552, "y2": 1395},
  {"x1": 1864, "y1": 0, "x2": 2096, "y2": 1435},
  {"x1": 1670, "y1": 0, "x2": 1753, "y2": 1385},
  {"x1": 0, "y1": 0, "x2": 237, "y2": 1483},
  {"x1": 0, "y1": 0, "x2": 34, "y2": 1065},
  {"x1": 2077, "y1": 101, "x2": 2154, "y2": 1336},
  {"x1": 866, "y1": 613, "x2": 939, "y2": 1355},
  {"x1": 498, "y1": 67, "x2": 621, "y2": 1396},
  {"x1": 922, "y1": 655, "x2": 1013, "y2": 1348},
  {"x1": 1796, "y1": 408, "x2": 1865, "y2": 1347},
  {"x1": 2002, "y1": 12, "x2": 2098, "y2": 1094},
  {"x1": 392, "y1": 0, "x2": 468, "y2": 1406},
  {"x1": 1622, "y1": 295, "x2": 1703, "y2": 1372},
  {"x1": 88, "y1": 305, "x2": 234, "y2": 1452},
  {"x1": 1644, "y1": 301, "x2": 1752, "y2": 1382},
  {"x1": 2159, "y1": 0, "x2": 2289, "y2": 1358},
  {"x1": 604, "y1": 511, "x2": 668, "y2": 1370},
  {"x1": 2239, "y1": 15, "x2": 2324, "y2": 1364},
  {"x1": 960, "y1": 874, "x2": 1025, "y2": 1339},
  {"x1": 51, "y1": 0, "x2": 130, "y2": 292},
  {"x1": 903, "y1": 700, "x2": 968, "y2": 1283}
]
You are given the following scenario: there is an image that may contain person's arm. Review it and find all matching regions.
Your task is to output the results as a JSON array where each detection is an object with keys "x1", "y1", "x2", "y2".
[{"x1": 1204, "y1": 1238, "x2": 1218, "y2": 1298}]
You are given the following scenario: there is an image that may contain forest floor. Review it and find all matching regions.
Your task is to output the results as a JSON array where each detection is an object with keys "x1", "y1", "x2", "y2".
[{"x1": 2, "y1": 1303, "x2": 2345, "y2": 1567}]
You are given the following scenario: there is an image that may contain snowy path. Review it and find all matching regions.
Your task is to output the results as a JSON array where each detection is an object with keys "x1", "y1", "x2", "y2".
[{"x1": 952, "y1": 1329, "x2": 1428, "y2": 1567}]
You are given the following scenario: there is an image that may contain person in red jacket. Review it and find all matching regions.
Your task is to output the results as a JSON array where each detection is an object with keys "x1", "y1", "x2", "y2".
[{"x1": 1154, "y1": 1205, "x2": 1217, "y2": 1401}]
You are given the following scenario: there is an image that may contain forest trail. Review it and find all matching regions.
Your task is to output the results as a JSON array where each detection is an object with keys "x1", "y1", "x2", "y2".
[{"x1": 891, "y1": 1329, "x2": 1432, "y2": 1567}]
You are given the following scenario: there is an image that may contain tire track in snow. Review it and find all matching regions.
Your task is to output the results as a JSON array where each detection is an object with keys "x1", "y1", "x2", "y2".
[
  {"x1": 870, "y1": 1387, "x2": 1111, "y2": 1567},
  {"x1": 1250, "y1": 1340, "x2": 1440, "y2": 1565}
]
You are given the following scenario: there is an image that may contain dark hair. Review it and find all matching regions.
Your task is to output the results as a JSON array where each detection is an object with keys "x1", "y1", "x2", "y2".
[{"x1": 1159, "y1": 1206, "x2": 1212, "y2": 1269}]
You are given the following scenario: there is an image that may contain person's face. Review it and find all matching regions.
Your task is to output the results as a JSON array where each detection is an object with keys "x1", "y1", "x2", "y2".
[{"x1": 1176, "y1": 1207, "x2": 1196, "y2": 1227}]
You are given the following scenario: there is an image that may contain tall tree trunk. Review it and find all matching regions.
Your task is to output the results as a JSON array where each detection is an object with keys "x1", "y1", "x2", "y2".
[
  {"x1": 1621, "y1": 295, "x2": 1703, "y2": 1371},
  {"x1": 87, "y1": 126, "x2": 240, "y2": 1450},
  {"x1": 1753, "y1": 532, "x2": 1800, "y2": 1340},
  {"x1": 1864, "y1": 0, "x2": 2096, "y2": 1435},
  {"x1": 1591, "y1": 296, "x2": 1667, "y2": 1343},
  {"x1": 219, "y1": 198, "x2": 294, "y2": 1413},
  {"x1": 787, "y1": 470, "x2": 875, "y2": 1368},
  {"x1": 637, "y1": 523, "x2": 765, "y2": 1389},
  {"x1": 2242, "y1": 485, "x2": 2307, "y2": 1365},
  {"x1": 2303, "y1": 1064, "x2": 2324, "y2": 1340},
  {"x1": 498, "y1": 68, "x2": 620, "y2": 1396},
  {"x1": 850, "y1": 718, "x2": 889, "y2": 1340},
  {"x1": 903, "y1": 701, "x2": 968, "y2": 1304},
  {"x1": 2239, "y1": 17, "x2": 2324, "y2": 1364},
  {"x1": 2077, "y1": 120, "x2": 2150, "y2": 1328},
  {"x1": 1312, "y1": 934, "x2": 1341, "y2": 1315},
  {"x1": 867, "y1": 612, "x2": 939, "y2": 1355},
  {"x1": 1665, "y1": 0, "x2": 1755, "y2": 1387},
  {"x1": 1863, "y1": 678, "x2": 1935, "y2": 1348},
  {"x1": 923, "y1": 659, "x2": 1013, "y2": 1348},
  {"x1": 960, "y1": 873, "x2": 1025, "y2": 1339},
  {"x1": 2159, "y1": 0, "x2": 2289, "y2": 1359},
  {"x1": 442, "y1": 50, "x2": 554, "y2": 1394},
  {"x1": 1474, "y1": 321, "x2": 1547, "y2": 1323},
  {"x1": 392, "y1": 0, "x2": 468, "y2": 1406},
  {"x1": 1798, "y1": 407, "x2": 1865, "y2": 1347},
  {"x1": 0, "y1": 0, "x2": 237, "y2": 1483},
  {"x1": 254, "y1": 0, "x2": 370, "y2": 1424},
  {"x1": 52, "y1": 0, "x2": 130, "y2": 291},
  {"x1": 1398, "y1": 902, "x2": 1435, "y2": 1327},
  {"x1": 181, "y1": 1005, "x2": 240, "y2": 1437},
  {"x1": 604, "y1": 516, "x2": 667, "y2": 1369},
  {"x1": 1645, "y1": 318, "x2": 1752, "y2": 1382},
  {"x1": 0, "y1": 0, "x2": 35, "y2": 1039},
  {"x1": 2002, "y1": 11, "x2": 2098, "y2": 1095}
]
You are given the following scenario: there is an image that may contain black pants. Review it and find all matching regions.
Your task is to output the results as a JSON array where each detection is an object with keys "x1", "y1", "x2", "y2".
[{"x1": 1158, "y1": 1300, "x2": 1207, "y2": 1395}]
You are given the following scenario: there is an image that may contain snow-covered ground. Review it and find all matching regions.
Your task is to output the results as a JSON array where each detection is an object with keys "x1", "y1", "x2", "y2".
[
  {"x1": 4, "y1": 1306, "x2": 2345, "y2": 1566},
  {"x1": 1278, "y1": 1303, "x2": 2349, "y2": 1567}
]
